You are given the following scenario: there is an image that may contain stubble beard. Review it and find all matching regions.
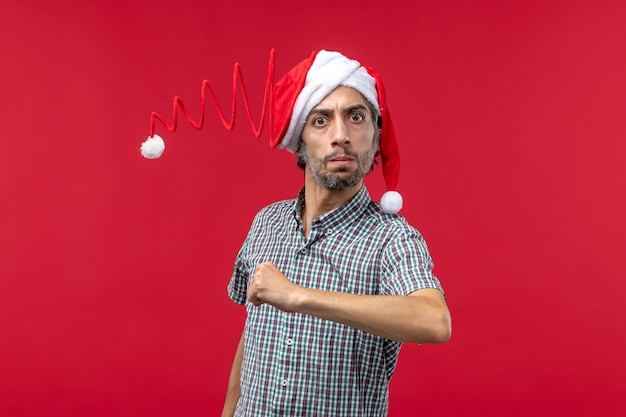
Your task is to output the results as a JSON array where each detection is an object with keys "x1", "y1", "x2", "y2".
[{"x1": 301, "y1": 145, "x2": 375, "y2": 190}]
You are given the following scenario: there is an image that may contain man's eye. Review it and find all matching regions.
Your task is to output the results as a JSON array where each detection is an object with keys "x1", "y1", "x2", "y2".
[
  {"x1": 350, "y1": 113, "x2": 364, "y2": 122},
  {"x1": 313, "y1": 117, "x2": 327, "y2": 126}
]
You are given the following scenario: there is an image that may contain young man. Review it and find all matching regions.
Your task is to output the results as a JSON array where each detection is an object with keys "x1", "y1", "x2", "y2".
[{"x1": 223, "y1": 50, "x2": 451, "y2": 416}]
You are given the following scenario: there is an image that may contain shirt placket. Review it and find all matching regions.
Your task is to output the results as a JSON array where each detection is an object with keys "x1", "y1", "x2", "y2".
[
  {"x1": 273, "y1": 217, "x2": 330, "y2": 413},
  {"x1": 268, "y1": 213, "x2": 310, "y2": 413}
]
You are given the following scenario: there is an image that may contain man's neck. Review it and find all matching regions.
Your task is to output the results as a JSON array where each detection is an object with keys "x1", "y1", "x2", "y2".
[{"x1": 300, "y1": 173, "x2": 362, "y2": 238}]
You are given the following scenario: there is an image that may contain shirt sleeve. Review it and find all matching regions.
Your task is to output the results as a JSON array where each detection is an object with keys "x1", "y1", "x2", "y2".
[
  {"x1": 227, "y1": 201, "x2": 292, "y2": 306},
  {"x1": 227, "y1": 211, "x2": 263, "y2": 306},
  {"x1": 380, "y1": 228, "x2": 445, "y2": 297},
  {"x1": 227, "y1": 242, "x2": 250, "y2": 306}
]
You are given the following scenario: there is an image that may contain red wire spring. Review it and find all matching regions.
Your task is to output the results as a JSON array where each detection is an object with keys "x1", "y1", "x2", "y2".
[{"x1": 149, "y1": 49, "x2": 275, "y2": 140}]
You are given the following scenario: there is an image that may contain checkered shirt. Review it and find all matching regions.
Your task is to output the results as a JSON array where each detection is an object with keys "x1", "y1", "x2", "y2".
[{"x1": 228, "y1": 186, "x2": 444, "y2": 416}]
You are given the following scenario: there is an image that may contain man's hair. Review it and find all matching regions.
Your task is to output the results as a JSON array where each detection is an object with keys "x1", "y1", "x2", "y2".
[{"x1": 296, "y1": 99, "x2": 382, "y2": 171}]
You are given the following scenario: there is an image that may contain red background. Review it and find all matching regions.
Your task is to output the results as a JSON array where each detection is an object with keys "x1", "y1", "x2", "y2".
[{"x1": 1, "y1": 0, "x2": 625, "y2": 416}]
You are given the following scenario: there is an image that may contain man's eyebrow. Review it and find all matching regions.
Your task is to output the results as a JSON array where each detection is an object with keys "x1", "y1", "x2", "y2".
[
  {"x1": 308, "y1": 104, "x2": 369, "y2": 117},
  {"x1": 345, "y1": 104, "x2": 369, "y2": 113},
  {"x1": 308, "y1": 108, "x2": 330, "y2": 116}
]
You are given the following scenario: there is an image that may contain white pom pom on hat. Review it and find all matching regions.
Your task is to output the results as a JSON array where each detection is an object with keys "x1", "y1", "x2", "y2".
[
  {"x1": 140, "y1": 134, "x2": 165, "y2": 159},
  {"x1": 380, "y1": 191, "x2": 403, "y2": 214},
  {"x1": 141, "y1": 49, "x2": 403, "y2": 213}
]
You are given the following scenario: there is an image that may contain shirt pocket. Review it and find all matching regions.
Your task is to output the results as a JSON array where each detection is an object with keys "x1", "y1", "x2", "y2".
[{"x1": 322, "y1": 243, "x2": 382, "y2": 295}]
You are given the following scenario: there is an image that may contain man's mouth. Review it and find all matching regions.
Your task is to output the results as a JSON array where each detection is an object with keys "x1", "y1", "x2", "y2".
[{"x1": 330, "y1": 156, "x2": 354, "y2": 162}]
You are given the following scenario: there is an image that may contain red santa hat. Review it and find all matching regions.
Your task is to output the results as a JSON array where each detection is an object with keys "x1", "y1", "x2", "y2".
[{"x1": 141, "y1": 49, "x2": 402, "y2": 214}]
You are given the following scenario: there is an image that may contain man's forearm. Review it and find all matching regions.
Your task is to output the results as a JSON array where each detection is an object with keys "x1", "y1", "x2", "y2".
[
  {"x1": 247, "y1": 262, "x2": 451, "y2": 344},
  {"x1": 294, "y1": 288, "x2": 451, "y2": 343},
  {"x1": 221, "y1": 333, "x2": 244, "y2": 417}
]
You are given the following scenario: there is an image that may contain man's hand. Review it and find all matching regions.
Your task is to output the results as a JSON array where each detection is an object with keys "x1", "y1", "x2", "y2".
[{"x1": 247, "y1": 262, "x2": 301, "y2": 312}]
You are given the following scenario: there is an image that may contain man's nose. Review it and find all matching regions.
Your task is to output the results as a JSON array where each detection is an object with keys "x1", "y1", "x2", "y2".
[{"x1": 330, "y1": 120, "x2": 350, "y2": 146}]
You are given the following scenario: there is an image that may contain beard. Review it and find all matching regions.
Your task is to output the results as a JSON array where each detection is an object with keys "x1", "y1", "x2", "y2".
[{"x1": 300, "y1": 144, "x2": 376, "y2": 190}]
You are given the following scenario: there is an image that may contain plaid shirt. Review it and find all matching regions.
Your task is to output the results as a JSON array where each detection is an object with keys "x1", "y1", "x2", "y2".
[{"x1": 228, "y1": 186, "x2": 443, "y2": 416}]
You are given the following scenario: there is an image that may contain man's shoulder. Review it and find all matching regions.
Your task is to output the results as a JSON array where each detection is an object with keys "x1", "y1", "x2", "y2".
[
  {"x1": 363, "y1": 202, "x2": 422, "y2": 237},
  {"x1": 257, "y1": 198, "x2": 295, "y2": 215},
  {"x1": 251, "y1": 198, "x2": 295, "y2": 224}
]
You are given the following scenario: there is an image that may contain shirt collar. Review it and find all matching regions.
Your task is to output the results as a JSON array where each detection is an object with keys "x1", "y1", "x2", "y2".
[{"x1": 292, "y1": 185, "x2": 371, "y2": 235}]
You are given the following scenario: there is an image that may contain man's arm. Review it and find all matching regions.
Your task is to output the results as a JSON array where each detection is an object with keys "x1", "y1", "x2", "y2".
[
  {"x1": 247, "y1": 262, "x2": 451, "y2": 344},
  {"x1": 221, "y1": 332, "x2": 244, "y2": 417}
]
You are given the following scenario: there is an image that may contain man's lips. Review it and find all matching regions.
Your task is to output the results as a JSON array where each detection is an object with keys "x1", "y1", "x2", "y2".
[{"x1": 329, "y1": 156, "x2": 354, "y2": 162}]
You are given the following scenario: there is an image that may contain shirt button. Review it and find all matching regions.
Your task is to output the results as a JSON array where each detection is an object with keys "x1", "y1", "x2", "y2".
[
  {"x1": 300, "y1": 248, "x2": 307, "y2": 254},
  {"x1": 286, "y1": 338, "x2": 294, "y2": 346},
  {"x1": 326, "y1": 228, "x2": 332, "y2": 235},
  {"x1": 281, "y1": 379, "x2": 288, "y2": 387}
]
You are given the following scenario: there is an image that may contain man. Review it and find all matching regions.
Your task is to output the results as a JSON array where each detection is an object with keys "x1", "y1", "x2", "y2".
[{"x1": 223, "y1": 50, "x2": 451, "y2": 416}]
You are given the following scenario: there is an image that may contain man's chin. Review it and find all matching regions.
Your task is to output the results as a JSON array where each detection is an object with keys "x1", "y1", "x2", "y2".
[{"x1": 316, "y1": 173, "x2": 364, "y2": 190}]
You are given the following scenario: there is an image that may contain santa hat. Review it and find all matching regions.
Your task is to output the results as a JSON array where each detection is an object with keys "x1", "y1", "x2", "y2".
[{"x1": 141, "y1": 49, "x2": 402, "y2": 214}]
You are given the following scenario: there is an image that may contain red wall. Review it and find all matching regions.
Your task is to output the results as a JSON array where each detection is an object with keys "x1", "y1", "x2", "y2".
[{"x1": 1, "y1": 1, "x2": 625, "y2": 416}]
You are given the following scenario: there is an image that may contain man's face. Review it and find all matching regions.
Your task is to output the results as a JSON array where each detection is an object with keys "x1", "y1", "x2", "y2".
[{"x1": 299, "y1": 86, "x2": 378, "y2": 190}]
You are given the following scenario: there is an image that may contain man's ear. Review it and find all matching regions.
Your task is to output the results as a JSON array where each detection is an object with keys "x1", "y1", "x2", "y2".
[
  {"x1": 295, "y1": 143, "x2": 307, "y2": 170},
  {"x1": 295, "y1": 138, "x2": 305, "y2": 158}
]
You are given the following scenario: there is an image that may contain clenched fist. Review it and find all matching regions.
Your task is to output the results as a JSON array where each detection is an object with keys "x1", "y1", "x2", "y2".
[{"x1": 247, "y1": 262, "x2": 303, "y2": 313}]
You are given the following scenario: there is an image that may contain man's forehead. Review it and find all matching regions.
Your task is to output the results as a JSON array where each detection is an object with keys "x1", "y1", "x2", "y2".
[{"x1": 311, "y1": 86, "x2": 370, "y2": 111}]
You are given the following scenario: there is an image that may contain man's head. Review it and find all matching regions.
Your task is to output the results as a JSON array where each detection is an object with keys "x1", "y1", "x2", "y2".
[
  {"x1": 271, "y1": 50, "x2": 401, "y2": 212},
  {"x1": 273, "y1": 50, "x2": 402, "y2": 212}
]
